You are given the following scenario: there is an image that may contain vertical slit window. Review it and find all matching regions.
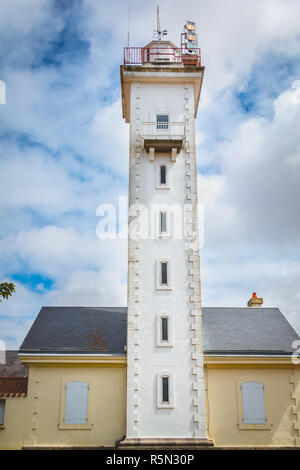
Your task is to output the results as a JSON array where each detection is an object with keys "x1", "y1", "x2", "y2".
[
  {"x1": 162, "y1": 377, "x2": 169, "y2": 403},
  {"x1": 161, "y1": 262, "x2": 168, "y2": 285},
  {"x1": 161, "y1": 317, "x2": 168, "y2": 342},
  {"x1": 160, "y1": 165, "x2": 166, "y2": 184},
  {"x1": 160, "y1": 212, "x2": 167, "y2": 233}
]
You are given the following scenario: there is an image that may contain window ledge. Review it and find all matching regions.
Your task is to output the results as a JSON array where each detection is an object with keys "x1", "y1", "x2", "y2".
[
  {"x1": 157, "y1": 403, "x2": 175, "y2": 409},
  {"x1": 59, "y1": 423, "x2": 93, "y2": 430},
  {"x1": 238, "y1": 422, "x2": 272, "y2": 430},
  {"x1": 0, "y1": 425, "x2": 5, "y2": 429}
]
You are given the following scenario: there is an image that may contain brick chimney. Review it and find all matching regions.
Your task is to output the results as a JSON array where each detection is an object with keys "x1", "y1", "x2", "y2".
[{"x1": 247, "y1": 292, "x2": 263, "y2": 307}]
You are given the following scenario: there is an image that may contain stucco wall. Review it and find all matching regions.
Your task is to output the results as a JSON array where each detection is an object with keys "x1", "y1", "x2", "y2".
[
  {"x1": 206, "y1": 366, "x2": 299, "y2": 447},
  {"x1": 22, "y1": 364, "x2": 126, "y2": 448},
  {"x1": 1, "y1": 362, "x2": 300, "y2": 448},
  {"x1": 126, "y1": 72, "x2": 207, "y2": 439},
  {"x1": 0, "y1": 396, "x2": 27, "y2": 449}
]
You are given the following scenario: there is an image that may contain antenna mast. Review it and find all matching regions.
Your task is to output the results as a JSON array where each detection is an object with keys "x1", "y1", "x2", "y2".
[
  {"x1": 153, "y1": 5, "x2": 167, "y2": 41},
  {"x1": 127, "y1": 7, "x2": 130, "y2": 47},
  {"x1": 157, "y1": 5, "x2": 161, "y2": 41}
]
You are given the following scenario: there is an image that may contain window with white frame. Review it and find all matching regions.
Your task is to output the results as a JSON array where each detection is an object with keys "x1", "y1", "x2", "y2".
[
  {"x1": 162, "y1": 377, "x2": 169, "y2": 403},
  {"x1": 156, "y1": 372, "x2": 174, "y2": 408},
  {"x1": 160, "y1": 165, "x2": 167, "y2": 185},
  {"x1": 155, "y1": 163, "x2": 171, "y2": 189},
  {"x1": 156, "y1": 313, "x2": 173, "y2": 347},
  {"x1": 160, "y1": 211, "x2": 167, "y2": 234},
  {"x1": 161, "y1": 317, "x2": 168, "y2": 341},
  {"x1": 241, "y1": 382, "x2": 266, "y2": 424},
  {"x1": 0, "y1": 399, "x2": 5, "y2": 426},
  {"x1": 64, "y1": 382, "x2": 89, "y2": 424},
  {"x1": 154, "y1": 206, "x2": 171, "y2": 238},
  {"x1": 156, "y1": 259, "x2": 172, "y2": 290},
  {"x1": 156, "y1": 114, "x2": 169, "y2": 130},
  {"x1": 161, "y1": 262, "x2": 168, "y2": 284}
]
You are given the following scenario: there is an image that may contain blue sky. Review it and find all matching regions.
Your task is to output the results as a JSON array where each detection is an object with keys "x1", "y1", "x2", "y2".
[{"x1": 1, "y1": 0, "x2": 300, "y2": 349}]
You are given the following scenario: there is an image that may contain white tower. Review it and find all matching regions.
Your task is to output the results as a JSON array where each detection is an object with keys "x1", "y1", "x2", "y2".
[{"x1": 120, "y1": 20, "x2": 212, "y2": 447}]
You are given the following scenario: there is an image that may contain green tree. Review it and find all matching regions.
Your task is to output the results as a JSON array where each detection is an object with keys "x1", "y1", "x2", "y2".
[{"x1": 0, "y1": 282, "x2": 16, "y2": 301}]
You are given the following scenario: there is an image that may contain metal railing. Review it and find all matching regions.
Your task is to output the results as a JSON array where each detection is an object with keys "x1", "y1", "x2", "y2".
[
  {"x1": 141, "y1": 122, "x2": 185, "y2": 140},
  {"x1": 124, "y1": 47, "x2": 201, "y2": 66}
]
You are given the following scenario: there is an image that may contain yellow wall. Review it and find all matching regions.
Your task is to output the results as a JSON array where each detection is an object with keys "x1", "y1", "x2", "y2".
[
  {"x1": 2, "y1": 357, "x2": 300, "y2": 449},
  {"x1": 206, "y1": 365, "x2": 299, "y2": 447},
  {"x1": 22, "y1": 363, "x2": 126, "y2": 448},
  {"x1": 0, "y1": 397, "x2": 27, "y2": 449}
]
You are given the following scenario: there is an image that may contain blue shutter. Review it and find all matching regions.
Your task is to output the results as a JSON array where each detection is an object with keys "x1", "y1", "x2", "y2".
[
  {"x1": 241, "y1": 382, "x2": 266, "y2": 424},
  {"x1": 0, "y1": 400, "x2": 5, "y2": 425},
  {"x1": 64, "y1": 382, "x2": 88, "y2": 424}
]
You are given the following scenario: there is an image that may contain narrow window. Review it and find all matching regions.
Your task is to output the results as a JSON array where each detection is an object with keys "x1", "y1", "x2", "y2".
[
  {"x1": 157, "y1": 372, "x2": 174, "y2": 408},
  {"x1": 162, "y1": 376, "x2": 169, "y2": 403},
  {"x1": 241, "y1": 382, "x2": 266, "y2": 424},
  {"x1": 161, "y1": 262, "x2": 168, "y2": 285},
  {"x1": 0, "y1": 399, "x2": 5, "y2": 426},
  {"x1": 64, "y1": 382, "x2": 89, "y2": 424},
  {"x1": 160, "y1": 212, "x2": 167, "y2": 233},
  {"x1": 160, "y1": 165, "x2": 166, "y2": 184},
  {"x1": 161, "y1": 317, "x2": 168, "y2": 341},
  {"x1": 156, "y1": 114, "x2": 169, "y2": 130}
]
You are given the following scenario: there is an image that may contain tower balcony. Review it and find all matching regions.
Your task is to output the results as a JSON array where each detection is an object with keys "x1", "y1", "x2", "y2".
[
  {"x1": 124, "y1": 46, "x2": 201, "y2": 67},
  {"x1": 141, "y1": 122, "x2": 185, "y2": 159}
]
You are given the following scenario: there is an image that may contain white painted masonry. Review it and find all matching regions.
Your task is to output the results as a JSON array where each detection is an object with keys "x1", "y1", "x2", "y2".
[{"x1": 121, "y1": 42, "x2": 208, "y2": 441}]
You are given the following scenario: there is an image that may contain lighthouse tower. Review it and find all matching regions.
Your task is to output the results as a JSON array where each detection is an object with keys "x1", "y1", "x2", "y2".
[{"x1": 120, "y1": 16, "x2": 212, "y2": 447}]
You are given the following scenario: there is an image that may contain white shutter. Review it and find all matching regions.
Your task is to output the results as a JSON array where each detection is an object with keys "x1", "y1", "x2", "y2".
[
  {"x1": 241, "y1": 382, "x2": 266, "y2": 424},
  {"x1": 64, "y1": 382, "x2": 88, "y2": 424},
  {"x1": 0, "y1": 400, "x2": 5, "y2": 425}
]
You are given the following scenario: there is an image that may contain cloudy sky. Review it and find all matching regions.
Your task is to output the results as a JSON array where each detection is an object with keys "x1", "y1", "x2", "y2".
[{"x1": 0, "y1": 0, "x2": 300, "y2": 349}]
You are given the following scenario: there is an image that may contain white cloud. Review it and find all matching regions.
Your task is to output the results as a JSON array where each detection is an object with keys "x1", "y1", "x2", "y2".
[
  {"x1": 199, "y1": 83, "x2": 300, "y2": 333},
  {"x1": 90, "y1": 99, "x2": 129, "y2": 175},
  {"x1": 1, "y1": 0, "x2": 300, "y2": 348}
]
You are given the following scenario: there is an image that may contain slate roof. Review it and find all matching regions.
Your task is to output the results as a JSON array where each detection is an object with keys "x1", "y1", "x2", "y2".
[
  {"x1": 202, "y1": 307, "x2": 299, "y2": 355},
  {"x1": 19, "y1": 306, "x2": 299, "y2": 356},
  {"x1": 20, "y1": 307, "x2": 127, "y2": 355},
  {"x1": 0, "y1": 377, "x2": 28, "y2": 397}
]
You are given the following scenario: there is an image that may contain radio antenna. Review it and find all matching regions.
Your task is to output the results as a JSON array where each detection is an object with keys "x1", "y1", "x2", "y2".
[
  {"x1": 127, "y1": 7, "x2": 130, "y2": 47},
  {"x1": 153, "y1": 5, "x2": 167, "y2": 41}
]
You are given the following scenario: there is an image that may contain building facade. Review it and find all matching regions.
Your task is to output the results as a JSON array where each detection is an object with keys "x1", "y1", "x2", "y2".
[
  {"x1": 1, "y1": 34, "x2": 300, "y2": 450},
  {"x1": 1, "y1": 306, "x2": 300, "y2": 450}
]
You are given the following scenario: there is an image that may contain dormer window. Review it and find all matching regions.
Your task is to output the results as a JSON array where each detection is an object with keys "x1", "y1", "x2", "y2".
[{"x1": 156, "y1": 115, "x2": 168, "y2": 130}]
